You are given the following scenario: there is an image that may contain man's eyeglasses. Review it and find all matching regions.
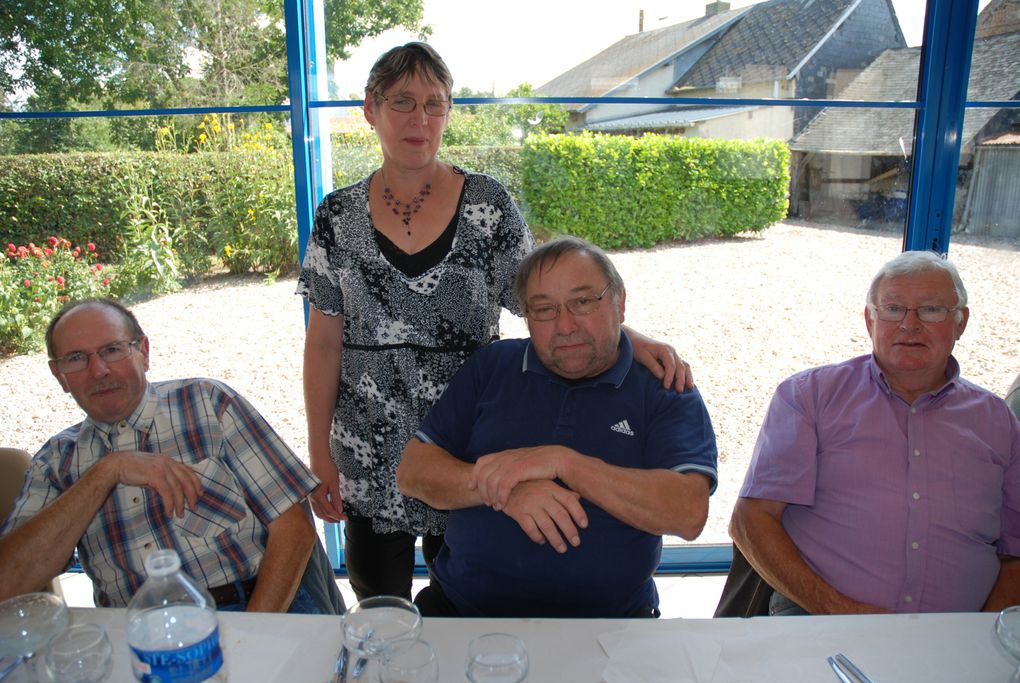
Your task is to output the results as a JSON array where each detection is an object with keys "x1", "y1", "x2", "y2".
[
  {"x1": 526, "y1": 284, "x2": 612, "y2": 322},
  {"x1": 51, "y1": 338, "x2": 144, "y2": 374},
  {"x1": 872, "y1": 304, "x2": 958, "y2": 323},
  {"x1": 381, "y1": 95, "x2": 452, "y2": 117}
]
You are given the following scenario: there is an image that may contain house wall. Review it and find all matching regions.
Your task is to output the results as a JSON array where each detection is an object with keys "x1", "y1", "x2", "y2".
[{"x1": 693, "y1": 106, "x2": 794, "y2": 140}]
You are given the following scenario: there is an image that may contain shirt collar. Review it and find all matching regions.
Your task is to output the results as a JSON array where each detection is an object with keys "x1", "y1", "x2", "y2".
[
  {"x1": 84, "y1": 382, "x2": 155, "y2": 440},
  {"x1": 522, "y1": 333, "x2": 633, "y2": 388},
  {"x1": 867, "y1": 353, "x2": 961, "y2": 402}
]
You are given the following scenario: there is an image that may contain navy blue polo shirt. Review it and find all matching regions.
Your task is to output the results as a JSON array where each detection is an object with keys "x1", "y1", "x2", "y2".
[{"x1": 415, "y1": 335, "x2": 718, "y2": 617}]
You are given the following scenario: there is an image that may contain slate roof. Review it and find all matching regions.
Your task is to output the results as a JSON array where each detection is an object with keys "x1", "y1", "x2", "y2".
[
  {"x1": 670, "y1": 0, "x2": 859, "y2": 91},
  {"x1": 584, "y1": 106, "x2": 758, "y2": 132},
  {"x1": 790, "y1": 31, "x2": 1020, "y2": 155},
  {"x1": 536, "y1": 8, "x2": 750, "y2": 99}
]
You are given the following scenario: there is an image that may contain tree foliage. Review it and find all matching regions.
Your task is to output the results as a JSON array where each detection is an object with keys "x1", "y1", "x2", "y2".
[
  {"x1": 444, "y1": 84, "x2": 569, "y2": 146},
  {"x1": 3, "y1": 0, "x2": 427, "y2": 115}
]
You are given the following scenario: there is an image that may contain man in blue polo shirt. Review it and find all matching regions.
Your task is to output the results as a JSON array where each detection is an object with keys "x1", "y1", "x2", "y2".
[{"x1": 396, "y1": 236, "x2": 717, "y2": 618}]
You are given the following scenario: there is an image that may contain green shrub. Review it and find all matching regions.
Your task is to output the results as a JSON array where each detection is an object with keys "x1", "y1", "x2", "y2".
[
  {"x1": 521, "y1": 133, "x2": 789, "y2": 249},
  {"x1": 1, "y1": 237, "x2": 112, "y2": 354}
]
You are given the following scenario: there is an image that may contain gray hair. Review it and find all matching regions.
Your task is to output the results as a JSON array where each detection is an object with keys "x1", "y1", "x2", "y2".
[
  {"x1": 365, "y1": 42, "x2": 453, "y2": 104},
  {"x1": 513, "y1": 236, "x2": 625, "y2": 311},
  {"x1": 867, "y1": 250, "x2": 968, "y2": 319},
  {"x1": 46, "y1": 297, "x2": 145, "y2": 359}
]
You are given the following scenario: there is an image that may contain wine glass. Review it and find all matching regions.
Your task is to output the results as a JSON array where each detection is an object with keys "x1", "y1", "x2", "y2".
[
  {"x1": 340, "y1": 596, "x2": 423, "y2": 682},
  {"x1": 465, "y1": 633, "x2": 528, "y2": 683},
  {"x1": 42, "y1": 623, "x2": 113, "y2": 683},
  {"x1": 996, "y1": 606, "x2": 1020, "y2": 682},
  {"x1": 0, "y1": 592, "x2": 71, "y2": 683},
  {"x1": 381, "y1": 639, "x2": 438, "y2": 683}
]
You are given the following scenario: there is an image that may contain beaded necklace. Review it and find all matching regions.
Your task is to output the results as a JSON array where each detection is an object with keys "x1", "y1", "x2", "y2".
[{"x1": 382, "y1": 178, "x2": 432, "y2": 236}]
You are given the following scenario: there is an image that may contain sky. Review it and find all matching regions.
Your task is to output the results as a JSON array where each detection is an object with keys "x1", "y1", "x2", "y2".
[{"x1": 329, "y1": 0, "x2": 955, "y2": 98}]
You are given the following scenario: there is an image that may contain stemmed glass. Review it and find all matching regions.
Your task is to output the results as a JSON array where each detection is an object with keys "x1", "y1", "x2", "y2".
[
  {"x1": 996, "y1": 606, "x2": 1020, "y2": 682},
  {"x1": 0, "y1": 592, "x2": 72, "y2": 682},
  {"x1": 465, "y1": 633, "x2": 529, "y2": 683},
  {"x1": 42, "y1": 623, "x2": 113, "y2": 683},
  {"x1": 340, "y1": 596, "x2": 423, "y2": 682}
]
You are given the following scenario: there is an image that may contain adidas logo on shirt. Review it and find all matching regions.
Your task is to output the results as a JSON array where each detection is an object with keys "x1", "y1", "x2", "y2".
[{"x1": 610, "y1": 419, "x2": 634, "y2": 436}]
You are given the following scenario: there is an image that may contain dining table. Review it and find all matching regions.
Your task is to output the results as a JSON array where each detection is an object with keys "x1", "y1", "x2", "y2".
[{"x1": 64, "y1": 606, "x2": 1013, "y2": 682}]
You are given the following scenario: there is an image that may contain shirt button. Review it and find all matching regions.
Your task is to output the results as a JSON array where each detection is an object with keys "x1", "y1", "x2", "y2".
[
  {"x1": 912, "y1": 492, "x2": 920, "y2": 501},
  {"x1": 911, "y1": 541, "x2": 920, "y2": 550},
  {"x1": 913, "y1": 449, "x2": 921, "y2": 457},
  {"x1": 904, "y1": 595, "x2": 913, "y2": 603},
  {"x1": 144, "y1": 542, "x2": 153, "y2": 550},
  {"x1": 132, "y1": 497, "x2": 141, "y2": 504},
  {"x1": 911, "y1": 407, "x2": 917, "y2": 414}
]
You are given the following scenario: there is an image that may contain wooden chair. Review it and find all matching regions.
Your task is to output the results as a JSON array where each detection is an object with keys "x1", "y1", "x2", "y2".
[{"x1": 0, "y1": 447, "x2": 64, "y2": 597}]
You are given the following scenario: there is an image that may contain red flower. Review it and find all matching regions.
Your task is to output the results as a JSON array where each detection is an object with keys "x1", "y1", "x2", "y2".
[
  {"x1": 44, "y1": 248, "x2": 53, "y2": 256},
  {"x1": 95, "y1": 263, "x2": 103, "y2": 272},
  {"x1": 87, "y1": 242, "x2": 96, "y2": 252},
  {"x1": 5, "y1": 243, "x2": 14, "y2": 252},
  {"x1": 48, "y1": 236, "x2": 58, "y2": 247},
  {"x1": 33, "y1": 296, "x2": 40, "y2": 303},
  {"x1": 56, "y1": 276, "x2": 65, "y2": 287},
  {"x1": 102, "y1": 278, "x2": 110, "y2": 286},
  {"x1": 23, "y1": 279, "x2": 31, "y2": 288}
]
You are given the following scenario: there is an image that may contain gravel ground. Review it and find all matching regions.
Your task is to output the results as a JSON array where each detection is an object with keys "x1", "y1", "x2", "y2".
[{"x1": 2, "y1": 220, "x2": 1017, "y2": 544}]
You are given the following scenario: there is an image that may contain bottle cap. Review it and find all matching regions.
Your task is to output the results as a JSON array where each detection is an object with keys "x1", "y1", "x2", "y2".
[{"x1": 143, "y1": 549, "x2": 182, "y2": 577}]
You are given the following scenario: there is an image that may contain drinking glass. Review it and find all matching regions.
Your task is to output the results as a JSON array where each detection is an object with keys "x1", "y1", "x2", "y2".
[
  {"x1": 465, "y1": 633, "x2": 528, "y2": 683},
  {"x1": 340, "y1": 596, "x2": 423, "y2": 682},
  {"x1": 996, "y1": 606, "x2": 1020, "y2": 682},
  {"x1": 42, "y1": 623, "x2": 112, "y2": 683},
  {"x1": 0, "y1": 592, "x2": 71, "y2": 682},
  {"x1": 381, "y1": 639, "x2": 438, "y2": 683}
]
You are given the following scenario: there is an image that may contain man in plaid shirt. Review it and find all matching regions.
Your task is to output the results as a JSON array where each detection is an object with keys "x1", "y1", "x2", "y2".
[{"x1": 0, "y1": 298, "x2": 331, "y2": 612}]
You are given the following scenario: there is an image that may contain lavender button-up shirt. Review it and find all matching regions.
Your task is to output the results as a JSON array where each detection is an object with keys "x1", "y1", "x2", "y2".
[{"x1": 741, "y1": 354, "x2": 1020, "y2": 612}]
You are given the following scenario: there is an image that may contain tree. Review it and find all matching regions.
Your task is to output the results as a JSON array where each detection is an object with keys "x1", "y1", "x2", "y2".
[
  {"x1": 2, "y1": 0, "x2": 427, "y2": 111},
  {"x1": 444, "y1": 84, "x2": 568, "y2": 146}
]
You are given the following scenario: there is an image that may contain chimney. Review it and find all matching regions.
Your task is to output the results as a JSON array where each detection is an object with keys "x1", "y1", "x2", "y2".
[
  {"x1": 706, "y1": 1, "x2": 731, "y2": 17},
  {"x1": 639, "y1": 9, "x2": 645, "y2": 32}
]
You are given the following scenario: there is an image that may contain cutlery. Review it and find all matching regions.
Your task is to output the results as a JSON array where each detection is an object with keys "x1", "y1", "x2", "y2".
[
  {"x1": 827, "y1": 656, "x2": 855, "y2": 683},
  {"x1": 330, "y1": 643, "x2": 349, "y2": 683},
  {"x1": 835, "y1": 653, "x2": 876, "y2": 683},
  {"x1": 0, "y1": 655, "x2": 26, "y2": 681}
]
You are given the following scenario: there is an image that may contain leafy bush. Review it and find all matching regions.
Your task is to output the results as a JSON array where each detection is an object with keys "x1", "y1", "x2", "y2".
[
  {"x1": 521, "y1": 133, "x2": 790, "y2": 248},
  {"x1": 1, "y1": 237, "x2": 111, "y2": 354}
]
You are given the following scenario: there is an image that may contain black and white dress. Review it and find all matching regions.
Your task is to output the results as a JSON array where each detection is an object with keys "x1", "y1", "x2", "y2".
[{"x1": 297, "y1": 168, "x2": 534, "y2": 535}]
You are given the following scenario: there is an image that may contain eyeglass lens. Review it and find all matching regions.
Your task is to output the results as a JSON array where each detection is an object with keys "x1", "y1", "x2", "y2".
[{"x1": 57, "y1": 341, "x2": 136, "y2": 373}]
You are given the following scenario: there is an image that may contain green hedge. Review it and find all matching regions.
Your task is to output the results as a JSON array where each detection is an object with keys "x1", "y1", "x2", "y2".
[
  {"x1": 521, "y1": 133, "x2": 789, "y2": 248},
  {"x1": 0, "y1": 150, "x2": 296, "y2": 277}
]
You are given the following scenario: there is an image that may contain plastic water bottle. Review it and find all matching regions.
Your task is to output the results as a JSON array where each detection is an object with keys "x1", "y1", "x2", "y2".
[{"x1": 126, "y1": 549, "x2": 227, "y2": 682}]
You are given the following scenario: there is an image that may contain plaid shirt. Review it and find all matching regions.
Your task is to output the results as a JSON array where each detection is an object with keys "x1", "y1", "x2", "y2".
[{"x1": 3, "y1": 379, "x2": 318, "y2": 607}]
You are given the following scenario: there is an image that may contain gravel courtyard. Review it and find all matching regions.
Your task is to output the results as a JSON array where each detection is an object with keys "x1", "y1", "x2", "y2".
[{"x1": 2, "y1": 220, "x2": 1017, "y2": 543}]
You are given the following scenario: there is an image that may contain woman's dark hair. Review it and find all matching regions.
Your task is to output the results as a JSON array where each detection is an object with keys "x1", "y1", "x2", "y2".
[{"x1": 365, "y1": 42, "x2": 454, "y2": 102}]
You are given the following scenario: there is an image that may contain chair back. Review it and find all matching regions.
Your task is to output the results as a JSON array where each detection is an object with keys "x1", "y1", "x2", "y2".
[{"x1": 0, "y1": 447, "x2": 33, "y2": 524}]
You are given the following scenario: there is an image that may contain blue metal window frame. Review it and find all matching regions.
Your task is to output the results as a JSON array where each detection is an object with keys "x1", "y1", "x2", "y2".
[{"x1": 1, "y1": 0, "x2": 1009, "y2": 576}]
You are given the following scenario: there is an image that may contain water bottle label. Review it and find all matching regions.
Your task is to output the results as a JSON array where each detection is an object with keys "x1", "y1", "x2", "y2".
[{"x1": 130, "y1": 626, "x2": 223, "y2": 683}]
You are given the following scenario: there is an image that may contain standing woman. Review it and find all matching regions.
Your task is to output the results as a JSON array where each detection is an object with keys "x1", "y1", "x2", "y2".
[{"x1": 298, "y1": 42, "x2": 690, "y2": 601}]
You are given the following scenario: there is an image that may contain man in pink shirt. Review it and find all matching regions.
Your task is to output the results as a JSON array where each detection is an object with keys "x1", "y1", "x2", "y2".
[{"x1": 732, "y1": 250, "x2": 1020, "y2": 615}]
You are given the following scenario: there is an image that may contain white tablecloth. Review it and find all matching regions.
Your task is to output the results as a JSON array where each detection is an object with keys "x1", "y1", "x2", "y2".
[{"x1": 68, "y1": 607, "x2": 1014, "y2": 682}]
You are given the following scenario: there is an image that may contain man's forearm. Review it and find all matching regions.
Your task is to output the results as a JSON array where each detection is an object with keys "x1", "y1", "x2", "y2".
[
  {"x1": 983, "y1": 556, "x2": 1020, "y2": 612},
  {"x1": 246, "y1": 504, "x2": 316, "y2": 612},
  {"x1": 558, "y1": 450, "x2": 709, "y2": 538},
  {"x1": 397, "y1": 439, "x2": 484, "y2": 510},
  {"x1": 730, "y1": 497, "x2": 887, "y2": 615},
  {"x1": 0, "y1": 460, "x2": 116, "y2": 600}
]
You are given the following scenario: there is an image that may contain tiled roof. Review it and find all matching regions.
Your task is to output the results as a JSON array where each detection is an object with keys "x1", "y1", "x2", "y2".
[
  {"x1": 672, "y1": 0, "x2": 858, "y2": 90},
  {"x1": 790, "y1": 32, "x2": 1020, "y2": 154},
  {"x1": 584, "y1": 106, "x2": 757, "y2": 132},
  {"x1": 536, "y1": 8, "x2": 749, "y2": 99}
]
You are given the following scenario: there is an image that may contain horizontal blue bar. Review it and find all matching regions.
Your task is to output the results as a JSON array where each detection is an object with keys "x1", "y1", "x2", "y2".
[{"x1": 0, "y1": 104, "x2": 288, "y2": 120}]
